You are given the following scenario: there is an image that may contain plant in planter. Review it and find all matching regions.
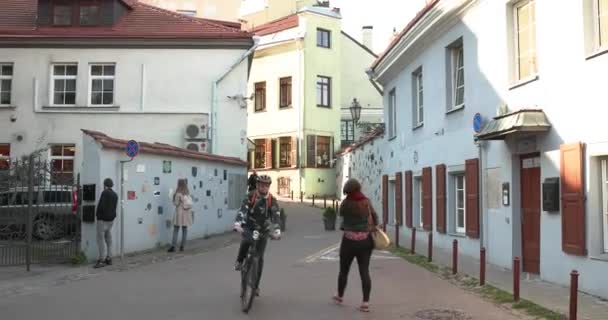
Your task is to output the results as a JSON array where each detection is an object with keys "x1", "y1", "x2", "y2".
[{"x1": 323, "y1": 207, "x2": 337, "y2": 231}]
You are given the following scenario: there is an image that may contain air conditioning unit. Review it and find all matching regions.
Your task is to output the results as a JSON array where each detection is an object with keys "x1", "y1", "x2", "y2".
[
  {"x1": 184, "y1": 123, "x2": 208, "y2": 141},
  {"x1": 184, "y1": 141, "x2": 210, "y2": 153}
]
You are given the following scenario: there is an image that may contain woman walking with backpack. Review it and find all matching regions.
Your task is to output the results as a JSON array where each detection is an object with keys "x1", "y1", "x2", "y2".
[
  {"x1": 168, "y1": 179, "x2": 193, "y2": 252},
  {"x1": 332, "y1": 178, "x2": 379, "y2": 312}
]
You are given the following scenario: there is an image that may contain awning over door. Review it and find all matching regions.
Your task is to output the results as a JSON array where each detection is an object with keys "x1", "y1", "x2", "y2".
[
  {"x1": 247, "y1": 139, "x2": 256, "y2": 151},
  {"x1": 475, "y1": 109, "x2": 551, "y2": 141}
]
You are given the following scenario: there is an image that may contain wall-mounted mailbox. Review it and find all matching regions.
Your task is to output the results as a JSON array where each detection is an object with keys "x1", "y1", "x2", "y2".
[
  {"x1": 542, "y1": 177, "x2": 560, "y2": 212},
  {"x1": 82, "y1": 184, "x2": 96, "y2": 202},
  {"x1": 82, "y1": 205, "x2": 96, "y2": 223}
]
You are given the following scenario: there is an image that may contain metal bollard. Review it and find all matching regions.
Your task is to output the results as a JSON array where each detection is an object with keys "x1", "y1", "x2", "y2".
[
  {"x1": 570, "y1": 270, "x2": 579, "y2": 320},
  {"x1": 300, "y1": 191, "x2": 303, "y2": 203},
  {"x1": 291, "y1": 190, "x2": 294, "y2": 200},
  {"x1": 324, "y1": 195, "x2": 327, "y2": 208},
  {"x1": 427, "y1": 232, "x2": 433, "y2": 262},
  {"x1": 452, "y1": 239, "x2": 458, "y2": 275},
  {"x1": 480, "y1": 247, "x2": 486, "y2": 286},
  {"x1": 513, "y1": 257, "x2": 520, "y2": 302},
  {"x1": 312, "y1": 194, "x2": 315, "y2": 206},
  {"x1": 411, "y1": 227, "x2": 416, "y2": 254}
]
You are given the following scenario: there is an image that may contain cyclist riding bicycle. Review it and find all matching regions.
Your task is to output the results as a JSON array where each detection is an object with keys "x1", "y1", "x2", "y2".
[{"x1": 233, "y1": 174, "x2": 281, "y2": 294}]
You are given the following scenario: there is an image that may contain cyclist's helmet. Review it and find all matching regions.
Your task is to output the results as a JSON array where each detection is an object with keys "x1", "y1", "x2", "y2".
[{"x1": 257, "y1": 175, "x2": 272, "y2": 185}]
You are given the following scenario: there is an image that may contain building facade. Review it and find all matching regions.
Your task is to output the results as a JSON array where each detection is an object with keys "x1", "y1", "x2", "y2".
[
  {"x1": 245, "y1": 5, "x2": 382, "y2": 198},
  {"x1": 0, "y1": 0, "x2": 254, "y2": 182},
  {"x1": 372, "y1": 0, "x2": 608, "y2": 298}
]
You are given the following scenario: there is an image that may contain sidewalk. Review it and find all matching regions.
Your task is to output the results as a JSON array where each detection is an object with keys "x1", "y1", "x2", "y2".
[{"x1": 387, "y1": 226, "x2": 608, "y2": 320}]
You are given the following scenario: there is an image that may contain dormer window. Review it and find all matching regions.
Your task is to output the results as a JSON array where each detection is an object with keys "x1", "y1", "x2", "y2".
[
  {"x1": 79, "y1": 4, "x2": 100, "y2": 26},
  {"x1": 51, "y1": 1, "x2": 101, "y2": 26},
  {"x1": 53, "y1": 4, "x2": 72, "y2": 26}
]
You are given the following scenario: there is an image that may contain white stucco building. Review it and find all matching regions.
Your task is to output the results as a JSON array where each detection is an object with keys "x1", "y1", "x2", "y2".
[
  {"x1": 0, "y1": 0, "x2": 254, "y2": 181},
  {"x1": 372, "y1": 0, "x2": 608, "y2": 298}
]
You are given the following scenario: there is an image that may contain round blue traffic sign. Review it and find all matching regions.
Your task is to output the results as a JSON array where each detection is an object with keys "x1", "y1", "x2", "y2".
[
  {"x1": 125, "y1": 140, "x2": 139, "y2": 158},
  {"x1": 473, "y1": 113, "x2": 484, "y2": 133}
]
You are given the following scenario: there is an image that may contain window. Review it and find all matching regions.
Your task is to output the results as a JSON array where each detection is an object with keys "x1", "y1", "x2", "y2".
[
  {"x1": 307, "y1": 135, "x2": 333, "y2": 168},
  {"x1": 279, "y1": 137, "x2": 292, "y2": 168},
  {"x1": 0, "y1": 64, "x2": 12, "y2": 106},
  {"x1": 316, "y1": 76, "x2": 331, "y2": 108},
  {"x1": 52, "y1": 64, "x2": 77, "y2": 106},
  {"x1": 514, "y1": 0, "x2": 537, "y2": 81},
  {"x1": 254, "y1": 139, "x2": 266, "y2": 169},
  {"x1": 90, "y1": 64, "x2": 115, "y2": 106},
  {"x1": 340, "y1": 120, "x2": 355, "y2": 147},
  {"x1": 0, "y1": 144, "x2": 10, "y2": 171},
  {"x1": 454, "y1": 174, "x2": 466, "y2": 233},
  {"x1": 79, "y1": 4, "x2": 100, "y2": 26},
  {"x1": 598, "y1": 0, "x2": 608, "y2": 49},
  {"x1": 317, "y1": 28, "x2": 331, "y2": 48},
  {"x1": 414, "y1": 178, "x2": 423, "y2": 227},
  {"x1": 49, "y1": 144, "x2": 75, "y2": 184},
  {"x1": 412, "y1": 68, "x2": 423, "y2": 127},
  {"x1": 177, "y1": 9, "x2": 197, "y2": 17},
  {"x1": 279, "y1": 77, "x2": 292, "y2": 108},
  {"x1": 449, "y1": 44, "x2": 465, "y2": 110},
  {"x1": 601, "y1": 159, "x2": 608, "y2": 252},
  {"x1": 53, "y1": 4, "x2": 72, "y2": 26},
  {"x1": 254, "y1": 82, "x2": 266, "y2": 112},
  {"x1": 388, "y1": 89, "x2": 397, "y2": 138}
]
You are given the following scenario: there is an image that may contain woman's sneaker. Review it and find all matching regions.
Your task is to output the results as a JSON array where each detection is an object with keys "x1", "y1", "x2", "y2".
[
  {"x1": 104, "y1": 257, "x2": 112, "y2": 266},
  {"x1": 93, "y1": 260, "x2": 105, "y2": 269}
]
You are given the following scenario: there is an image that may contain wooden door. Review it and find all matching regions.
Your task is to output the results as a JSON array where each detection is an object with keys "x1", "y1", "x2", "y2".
[{"x1": 521, "y1": 154, "x2": 541, "y2": 274}]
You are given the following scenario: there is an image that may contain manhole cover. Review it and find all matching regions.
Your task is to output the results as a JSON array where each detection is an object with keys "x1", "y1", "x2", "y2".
[{"x1": 414, "y1": 309, "x2": 470, "y2": 320}]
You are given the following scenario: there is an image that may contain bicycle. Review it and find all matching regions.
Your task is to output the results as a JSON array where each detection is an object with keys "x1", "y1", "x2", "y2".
[{"x1": 240, "y1": 223, "x2": 269, "y2": 313}]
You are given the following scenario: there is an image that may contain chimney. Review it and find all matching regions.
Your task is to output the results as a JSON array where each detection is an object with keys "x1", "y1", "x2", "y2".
[
  {"x1": 362, "y1": 26, "x2": 373, "y2": 50},
  {"x1": 332, "y1": 7, "x2": 340, "y2": 14},
  {"x1": 389, "y1": 27, "x2": 399, "y2": 42}
]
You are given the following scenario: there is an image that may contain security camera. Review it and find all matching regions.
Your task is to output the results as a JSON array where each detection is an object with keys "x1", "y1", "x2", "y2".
[{"x1": 10, "y1": 114, "x2": 16, "y2": 122}]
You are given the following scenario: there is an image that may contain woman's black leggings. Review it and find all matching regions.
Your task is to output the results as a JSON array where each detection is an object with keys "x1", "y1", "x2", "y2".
[{"x1": 337, "y1": 235, "x2": 373, "y2": 302}]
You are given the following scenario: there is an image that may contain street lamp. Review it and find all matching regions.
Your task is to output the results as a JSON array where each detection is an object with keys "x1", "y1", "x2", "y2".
[{"x1": 349, "y1": 98, "x2": 362, "y2": 124}]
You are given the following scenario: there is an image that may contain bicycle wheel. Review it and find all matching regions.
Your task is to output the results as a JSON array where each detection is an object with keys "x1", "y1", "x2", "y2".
[{"x1": 241, "y1": 257, "x2": 258, "y2": 313}]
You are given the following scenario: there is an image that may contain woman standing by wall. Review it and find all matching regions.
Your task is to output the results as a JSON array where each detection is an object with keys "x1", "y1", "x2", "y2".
[{"x1": 168, "y1": 179, "x2": 193, "y2": 252}]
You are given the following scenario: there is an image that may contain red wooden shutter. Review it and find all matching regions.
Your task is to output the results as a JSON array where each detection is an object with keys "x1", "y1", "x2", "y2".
[
  {"x1": 436, "y1": 164, "x2": 446, "y2": 233},
  {"x1": 290, "y1": 136, "x2": 298, "y2": 168},
  {"x1": 405, "y1": 170, "x2": 413, "y2": 228},
  {"x1": 465, "y1": 158, "x2": 480, "y2": 238},
  {"x1": 382, "y1": 175, "x2": 389, "y2": 225},
  {"x1": 422, "y1": 167, "x2": 433, "y2": 231},
  {"x1": 265, "y1": 138, "x2": 272, "y2": 169},
  {"x1": 395, "y1": 172, "x2": 403, "y2": 226},
  {"x1": 560, "y1": 142, "x2": 587, "y2": 256}
]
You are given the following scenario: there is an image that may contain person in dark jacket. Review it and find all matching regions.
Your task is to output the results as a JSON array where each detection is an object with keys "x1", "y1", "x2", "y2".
[
  {"x1": 247, "y1": 170, "x2": 258, "y2": 192},
  {"x1": 94, "y1": 178, "x2": 118, "y2": 268},
  {"x1": 332, "y1": 178, "x2": 379, "y2": 312}
]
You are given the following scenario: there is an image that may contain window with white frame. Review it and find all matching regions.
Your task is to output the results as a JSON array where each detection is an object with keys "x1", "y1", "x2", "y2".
[
  {"x1": 414, "y1": 177, "x2": 423, "y2": 227},
  {"x1": 597, "y1": 0, "x2": 608, "y2": 49},
  {"x1": 0, "y1": 64, "x2": 13, "y2": 106},
  {"x1": 449, "y1": 43, "x2": 465, "y2": 110},
  {"x1": 51, "y1": 64, "x2": 77, "y2": 106},
  {"x1": 514, "y1": 0, "x2": 537, "y2": 81},
  {"x1": 601, "y1": 159, "x2": 608, "y2": 253},
  {"x1": 49, "y1": 144, "x2": 75, "y2": 184},
  {"x1": 412, "y1": 68, "x2": 423, "y2": 127},
  {"x1": 454, "y1": 174, "x2": 466, "y2": 233},
  {"x1": 388, "y1": 89, "x2": 397, "y2": 139},
  {"x1": 90, "y1": 64, "x2": 115, "y2": 106}
]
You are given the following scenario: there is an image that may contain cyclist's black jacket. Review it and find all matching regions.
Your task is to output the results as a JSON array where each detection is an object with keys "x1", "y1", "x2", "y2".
[{"x1": 235, "y1": 191, "x2": 280, "y2": 233}]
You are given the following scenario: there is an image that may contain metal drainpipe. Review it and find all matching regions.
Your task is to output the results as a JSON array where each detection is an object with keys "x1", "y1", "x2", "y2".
[{"x1": 477, "y1": 140, "x2": 485, "y2": 249}]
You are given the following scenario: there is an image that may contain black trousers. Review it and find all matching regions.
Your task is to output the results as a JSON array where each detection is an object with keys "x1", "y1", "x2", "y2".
[
  {"x1": 337, "y1": 235, "x2": 373, "y2": 302},
  {"x1": 237, "y1": 231, "x2": 268, "y2": 289}
]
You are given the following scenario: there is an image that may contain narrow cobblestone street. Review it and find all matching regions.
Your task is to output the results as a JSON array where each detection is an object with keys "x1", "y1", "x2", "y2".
[{"x1": 0, "y1": 202, "x2": 527, "y2": 320}]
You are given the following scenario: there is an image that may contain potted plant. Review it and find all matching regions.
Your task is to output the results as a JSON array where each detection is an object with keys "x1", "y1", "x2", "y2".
[{"x1": 323, "y1": 207, "x2": 337, "y2": 231}]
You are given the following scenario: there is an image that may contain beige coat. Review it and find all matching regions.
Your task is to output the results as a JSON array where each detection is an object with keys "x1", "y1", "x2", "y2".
[{"x1": 172, "y1": 193, "x2": 193, "y2": 227}]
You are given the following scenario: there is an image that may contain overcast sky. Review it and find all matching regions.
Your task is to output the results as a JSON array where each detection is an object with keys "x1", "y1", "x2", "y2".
[
  {"x1": 241, "y1": 0, "x2": 429, "y2": 53},
  {"x1": 331, "y1": 0, "x2": 429, "y2": 53}
]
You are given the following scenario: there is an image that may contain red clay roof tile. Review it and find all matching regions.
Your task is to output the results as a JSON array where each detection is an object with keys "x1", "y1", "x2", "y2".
[
  {"x1": 82, "y1": 129, "x2": 247, "y2": 167},
  {"x1": 0, "y1": 0, "x2": 252, "y2": 40}
]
